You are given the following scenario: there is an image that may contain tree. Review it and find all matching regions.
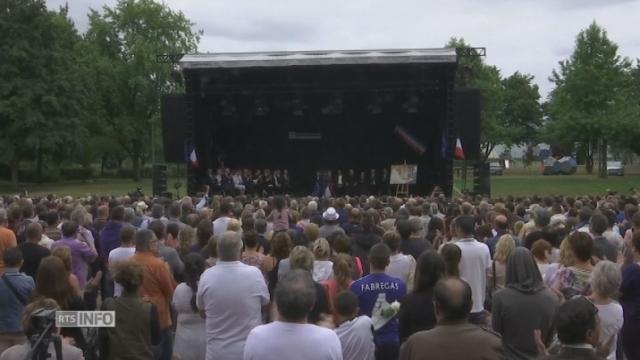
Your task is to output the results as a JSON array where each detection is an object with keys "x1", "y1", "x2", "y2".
[
  {"x1": 0, "y1": 1, "x2": 88, "y2": 187},
  {"x1": 446, "y1": 38, "x2": 542, "y2": 160},
  {"x1": 84, "y1": 0, "x2": 199, "y2": 180},
  {"x1": 546, "y1": 22, "x2": 633, "y2": 177}
]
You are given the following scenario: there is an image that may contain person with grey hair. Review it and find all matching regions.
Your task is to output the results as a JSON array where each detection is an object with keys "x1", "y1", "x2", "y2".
[
  {"x1": 243, "y1": 270, "x2": 343, "y2": 360},
  {"x1": 197, "y1": 231, "x2": 269, "y2": 360},
  {"x1": 589, "y1": 260, "x2": 623, "y2": 360}
]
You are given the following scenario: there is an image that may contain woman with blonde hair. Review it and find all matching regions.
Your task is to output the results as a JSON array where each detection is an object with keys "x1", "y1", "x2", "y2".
[
  {"x1": 322, "y1": 253, "x2": 355, "y2": 311},
  {"x1": 312, "y1": 238, "x2": 333, "y2": 282},
  {"x1": 177, "y1": 225, "x2": 196, "y2": 260},
  {"x1": 488, "y1": 235, "x2": 516, "y2": 292}
]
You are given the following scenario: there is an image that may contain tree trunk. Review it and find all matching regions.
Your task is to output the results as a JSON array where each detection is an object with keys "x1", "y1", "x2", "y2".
[
  {"x1": 10, "y1": 156, "x2": 19, "y2": 190},
  {"x1": 585, "y1": 141, "x2": 594, "y2": 174},
  {"x1": 599, "y1": 139, "x2": 608, "y2": 178}
]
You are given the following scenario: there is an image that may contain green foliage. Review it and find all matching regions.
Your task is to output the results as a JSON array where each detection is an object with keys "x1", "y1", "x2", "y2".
[
  {"x1": 446, "y1": 38, "x2": 542, "y2": 160},
  {"x1": 83, "y1": 0, "x2": 199, "y2": 180},
  {"x1": 546, "y1": 22, "x2": 635, "y2": 176},
  {"x1": 0, "y1": 1, "x2": 89, "y2": 185}
]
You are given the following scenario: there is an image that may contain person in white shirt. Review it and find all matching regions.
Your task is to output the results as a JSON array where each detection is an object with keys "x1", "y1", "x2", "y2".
[
  {"x1": 333, "y1": 291, "x2": 375, "y2": 360},
  {"x1": 383, "y1": 231, "x2": 416, "y2": 292},
  {"x1": 454, "y1": 215, "x2": 491, "y2": 325},
  {"x1": 197, "y1": 231, "x2": 269, "y2": 360},
  {"x1": 244, "y1": 269, "x2": 343, "y2": 360},
  {"x1": 108, "y1": 225, "x2": 137, "y2": 297},
  {"x1": 313, "y1": 238, "x2": 334, "y2": 282},
  {"x1": 212, "y1": 203, "x2": 233, "y2": 236},
  {"x1": 589, "y1": 260, "x2": 624, "y2": 360}
]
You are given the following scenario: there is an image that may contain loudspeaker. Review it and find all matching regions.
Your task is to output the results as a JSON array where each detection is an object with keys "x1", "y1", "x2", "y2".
[
  {"x1": 161, "y1": 95, "x2": 188, "y2": 163},
  {"x1": 152, "y1": 164, "x2": 168, "y2": 197},
  {"x1": 454, "y1": 89, "x2": 482, "y2": 161},
  {"x1": 473, "y1": 161, "x2": 491, "y2": 196}
]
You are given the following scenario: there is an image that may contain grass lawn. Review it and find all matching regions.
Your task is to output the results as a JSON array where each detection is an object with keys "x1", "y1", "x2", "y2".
[
  {"x1": 489, "y1": 175, "x2": 640, "y2": 197},
  {"x1": 0, "y1": 174, "x2": 638, "y2": 198},
  {"x1": 0, "y1": 178, "x2": 187, "y2": 198}
]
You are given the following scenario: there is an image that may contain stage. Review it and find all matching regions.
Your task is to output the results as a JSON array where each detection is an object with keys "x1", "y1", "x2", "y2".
[{"x1": 162, "y1": 48, "x2": 463, "y2": 196}]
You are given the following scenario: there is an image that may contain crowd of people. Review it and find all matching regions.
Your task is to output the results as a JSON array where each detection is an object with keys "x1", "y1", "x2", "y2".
[{"x1": 0, "y1": 189, "x2": 640, "y2": 359}]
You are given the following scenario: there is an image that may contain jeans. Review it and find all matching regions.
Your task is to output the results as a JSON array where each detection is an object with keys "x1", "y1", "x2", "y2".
[
  {"x1": 375, "y1": 342, "x2": 399, "y2": 360},
  {"x1": 153, "y1": 327, "x2": 173, "y2": 360}
]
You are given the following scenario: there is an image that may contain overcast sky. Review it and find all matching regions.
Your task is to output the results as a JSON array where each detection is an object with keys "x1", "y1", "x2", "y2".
[{"x1": 47, "y1": 0, "x2": 640, "y2": 97}]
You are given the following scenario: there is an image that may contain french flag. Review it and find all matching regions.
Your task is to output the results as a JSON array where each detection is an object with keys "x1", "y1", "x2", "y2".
[
  {"x1": 455, "y1": 138, "x2": 465, "y2": 160},
  {"x1": 189, "y1": 149, "x2": 199, "y2": 167},
  {"x1": 394, "y1": 126, "x2": 426, "y2": 156}
]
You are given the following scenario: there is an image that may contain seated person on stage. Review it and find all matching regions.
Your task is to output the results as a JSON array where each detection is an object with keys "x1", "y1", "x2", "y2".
[{"x1": 232, "y1": 170, "x2": 246, "y2": 195}]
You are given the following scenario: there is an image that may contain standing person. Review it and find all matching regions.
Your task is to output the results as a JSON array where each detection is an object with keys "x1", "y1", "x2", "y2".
[
  {"x1": 398, "y1": 251, "x2": 445, "y2": 342},
  {"x1": 538, "y1": 297, "x2": 603, "y2": 360},
  {"x1": 0, "y1": 248, "x2": 35, "y2": 354},
  {"x1": 552, "y1": 231, "x2": 594, "y2": 300},
  {"x1": 267, "y1": 196, "x2": 289, "y2": 233},
  {"x1": 243, "y1": 270, "x2": 343, "y2": 360},
  {"x1": 399, "y1": 278, "x2": 504, "y2": 360},
  {"x1": 108, "y1": 225, "x2": 137, "y2": 297},
  {"x1": 100, "y1": 260, "x2": 161, "y2": 360},
  {"x1": 33, "y1": 256, "x2": 87, "y2": 351},
  {"x1": 320, "y1": 207, "x2": 346, "y2": 239},
  {"x1": 333, "y1": 291, "x2": 375, "y2": 360},
  {"x1": 197, "y1": 231, "x2": 269, "y2": 360},
  {"x1": 43, "y1": 211, "x2": 62, "y2": 242},
  {"x1": 351, "y1": 213, "x2": 382, "y2": 276},
  {"x1": 241, "y1": 231, "x2": 275, "y2": 279},
  {"x1": 589, "y1": 261, "x2": 623, "y2": 360},
  {"x1": 620, "y1": 231, "x2": 640, "y2": 359},
  {"x1": 440, "y1": 243, "x2": 461, "y2": 278},
  {"x1": 396, "y1": 219, "x2": 432, "y2": 261},
  {"x1": 289, "y1": 246, "x2": 331, "y2": 324},
  {"x1": 172, "y1": 254, "x2": 206, "y2": 360},
  {"x1": 322, "y1": 254, "x2": 355, "y2": 311},
  {"x1": 99, "y1": 205, "x2": 125, "y2": 263},
  {"x1": 351, "y1": 243, "x2": 407, "y2": 360},
  {"x1": 384, "y1": 231, "x2": 416, "y2": 291},
  {"x1": 149, "y1": 220, "x2": 184, "y2": 281},
  {"x1": 212, "y1": 202, "x2": 234, "y2": 236},
  {"x1": 51, "y1": 221, "x2": 98, "y2": 292},
  {"x1": 131, "y1": 229, "x2": 177, "y2": 360},
  {"x1": 590, "y1": 214, "x2": 618, "y2": 262},
  {"x1": 0, "y1": 209, "x2": 17, "y2": 276},
  {"x1": 454, "y1": 215, "x2": 491, "y2": 325},
  {"x1": 312, "y1": 238, "x2": 334, "y2": 282},
  {"x1": 491, "y1": 248, "x2": 559, "y2": 359},
  {"x1": 488, "y1": 235, "x2": 516, "y2": 294},
  {"x1": 18, "y1": 222, "x2": 50, "y2": 279}
]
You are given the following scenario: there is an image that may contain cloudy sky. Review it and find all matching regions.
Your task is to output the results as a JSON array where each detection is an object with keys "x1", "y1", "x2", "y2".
[{"x1": 47, "y1": 0, "x2": 640, "y2": 97}]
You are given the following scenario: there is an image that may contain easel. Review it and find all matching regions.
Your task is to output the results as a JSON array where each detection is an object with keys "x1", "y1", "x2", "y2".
[
  {"x1": 394, "y1": 161, "x2": 410, "y2": 197},
  {"x1": 395, "y1": 183, "x2": 409, "y2": 197}
]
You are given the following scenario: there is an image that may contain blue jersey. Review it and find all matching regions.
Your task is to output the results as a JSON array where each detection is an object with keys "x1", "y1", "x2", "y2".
[{"x1": 350, "y1": 272, "x2": 406, "y2": 344}]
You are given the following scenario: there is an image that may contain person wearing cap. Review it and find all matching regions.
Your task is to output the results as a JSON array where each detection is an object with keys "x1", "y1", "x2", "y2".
[{"x1": 320, "y1": 207, "x2": 346, "y2": 240}]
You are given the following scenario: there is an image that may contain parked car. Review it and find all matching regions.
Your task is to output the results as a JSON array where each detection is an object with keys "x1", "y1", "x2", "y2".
[
  {"x1": 607, "y1": 161, "x2": 624, "y2": 176},
  {"x1": 542, "y1": 156, "x2": 577, "y2": 175},
  {"x1": 489, "y1": 162, "x2": 503, "y2": 176}
]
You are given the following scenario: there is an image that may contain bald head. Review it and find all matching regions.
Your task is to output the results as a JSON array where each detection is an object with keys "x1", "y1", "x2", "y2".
[
  {"x1": 434, "y1": 278, "x2": 473, "y2": 322},
  {"x1": 217, "y1": 231, "x2": 242, "y2": 261},
  {"x1": 494, "y1": 215, "x2": 509, "y2": 231}
]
